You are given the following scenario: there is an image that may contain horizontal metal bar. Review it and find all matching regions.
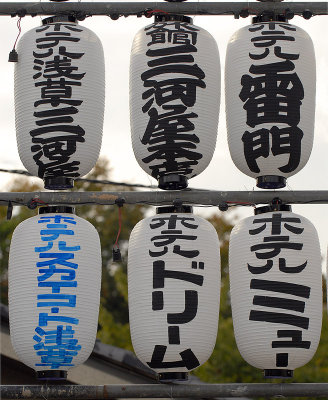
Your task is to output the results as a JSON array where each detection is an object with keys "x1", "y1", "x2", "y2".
[
  {"x1": 0, "y1": 2, "x2": 327, "y2": 17},
  {"x1": 1, "y1": 190, "x2": 328, "y2": 207},
  {"x1": 2, "y1": 383, "x2": 328, "y2": 398}
]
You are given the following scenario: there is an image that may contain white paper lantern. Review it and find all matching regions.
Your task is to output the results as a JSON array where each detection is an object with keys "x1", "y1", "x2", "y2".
[
  {"x1": 14, "y1": 17, "x2": 105, "y2": 189},
  {"x1": 225, "y1": 21, "x2": 316, "y2": 189},
  {"x1": 128, "y1": 209, "x2": 221, "y2": 381},
  {"x1": 8, "y1": 207, "x2": 101, "y2": 380},
  {"x1": 229, "y1": 207, "x2": 322, "y2": 377},
  {"x1": 130, "y1": 16, "x2": 221, "y2": 189}
]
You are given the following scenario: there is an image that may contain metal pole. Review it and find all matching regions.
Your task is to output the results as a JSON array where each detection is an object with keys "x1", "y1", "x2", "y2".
[
  {"x1": 1, "y1": 190, "x2": 328, "y2": 207},
  {"x1": 0, "y1": 2, "x2": 327, "y2": 17},
  {"x1": 2, "y1": 383, "x2": 328, "y2": 399}
]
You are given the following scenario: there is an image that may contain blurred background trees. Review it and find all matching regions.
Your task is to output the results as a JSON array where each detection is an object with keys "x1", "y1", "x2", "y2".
[{"x1": 1, "y1": 157, "x2": 327, "y2": 392}]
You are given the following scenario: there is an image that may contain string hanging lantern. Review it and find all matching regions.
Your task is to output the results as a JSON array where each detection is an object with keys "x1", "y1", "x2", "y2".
[
  {"x1": 130, "y1": 14, "x2": 221, "y2": 190},
  {"x1": 229, "y1": 204, "x2": 322, "y2": 378},
  {"x1": 8, "y1": 206, "x2": 102, "y2": 380},
  {"x1": 225, "y1": 16, "x2": 316, "y2": 189},
  {"x1": 128, "y1": 206, "x2": 221, "y2": 381},
  {"x1": 14, "y1": 16, "x2": 105, "y2": 189}
]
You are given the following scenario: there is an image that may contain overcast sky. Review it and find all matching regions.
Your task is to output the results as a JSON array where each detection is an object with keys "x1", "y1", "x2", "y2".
[{"x1": 0, "y1": 0, "x2": 327, "y2": 267}]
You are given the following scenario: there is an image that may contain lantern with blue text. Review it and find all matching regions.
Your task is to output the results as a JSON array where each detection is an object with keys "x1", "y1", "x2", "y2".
[
  {"x1": 14, "y1": 16, "x2": 105, "y2": 189},
  {"x1": 130, "y1": 15, "x2": 221, "y2": 190},
  {"x1": 229, "y1": 205, "x2": 322, "y2": 378},
  {"x1": 225, "y1": 21, "x2": 316, "y2": 189},
  {"x1": 128, "y1": 207, "x2": 220, "y2": 381},
  {"x1": 8, "y1": 206, "x2": 101, "y2": 380}
]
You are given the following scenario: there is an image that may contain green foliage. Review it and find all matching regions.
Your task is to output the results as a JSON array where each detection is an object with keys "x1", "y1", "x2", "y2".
[
  {"x1": 0, "y1": 178, "x2": 42, "y2": 303},
  {"x1": 97, "y1": 304, "x2": 133, "y2": 352},
  {"x1": 193, "y1": 211, "x2": 258, "y2": 383},
  {"x1": 2, "y1": 166, "x2": 328, "y2": 393}
]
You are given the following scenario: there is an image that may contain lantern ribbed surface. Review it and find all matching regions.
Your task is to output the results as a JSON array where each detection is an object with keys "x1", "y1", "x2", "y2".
[
  {"x1": 229, "y1": 211, "x2": 322, "y2": 372},
  {"x1": 130, "y1": 21, "x2": 220, "y2": 182},
  {"x1": 14, "y1": 22, "x2": 105, "y2": 181},
  {"x1": 8, "y1": 213, "x2": 101, "y2": 372},
  {"x1": 225, "y1": 22, "x2": 316, "y2": 179},
  {"x1": 128, "y1": 213, "x2": 220, "y2": 374}
]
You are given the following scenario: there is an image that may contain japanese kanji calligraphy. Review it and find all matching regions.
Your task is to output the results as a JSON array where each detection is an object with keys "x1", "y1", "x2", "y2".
[
  {"x1": 226, "y1": 22, "x2": 316, "y2": 187},
  {"x1": 8, "y1": 210, "x2": 101, "y2": 377},
  {"x1": 14, "y1": 20, "x2": 105, "y2": 188},
  {"x1": 229, "y1": 209, "x2": 322, "y2": 377},
  {"x1": 130, "y1": 20, "x2": 220, "y2": 188},
  {"x1": 128, "y1": 211, "x2": 220, "y2": 380}
]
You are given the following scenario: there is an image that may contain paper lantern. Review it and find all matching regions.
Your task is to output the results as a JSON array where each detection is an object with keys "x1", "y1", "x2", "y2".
[
  {"x1": 8, "y1": 206, "x2": 101, "y2": 380},
  {"x1": 14, "y1": 16, "x2": 105, "y2": 189},
  {"x1": 128, "y1": 207, "x2": 221, "y2": 381},
  {"x1": 130, "y1": 16, "x2": 221, "y2": 189},
  {"x1": 225, "y1": 21, "x2": 316, "y2": 189},
  {"x1": 229, "y1": 206, "x2": 322, "y2": 377}
]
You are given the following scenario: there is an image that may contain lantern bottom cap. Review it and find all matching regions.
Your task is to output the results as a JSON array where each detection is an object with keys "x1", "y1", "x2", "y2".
[
  {"x1": 36, "y1": 370, "x2": 67, "y2": 381},
  {"x1": 158, "y1": 174, "x2": 188, "y2": 190},
  {"x1": 158, "y1": 372, "x2": 189, "y2": 382},
  {"x1": 264, "y1": 369, "x2": 293, "y2": 379},
  {"x1": 256, "y1": 175, "x2": 286, "y2": 189},
  {"x1": 44, "y1": 176, "x2": 74, "y2": 190}
]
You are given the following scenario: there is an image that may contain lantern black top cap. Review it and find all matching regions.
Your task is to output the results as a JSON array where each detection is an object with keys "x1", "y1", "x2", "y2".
[
  {"x1": 255, "y1": 204, "x2": 292, "y2": 215},
  {"x1": 39, "y1": 206, "x2": 75, "y2": 215},
  {"x1": 42, "y1": 15, "x2": 77, "y2": 25},
  {"x1": 252, "y1": 13, "x2": 289, "y2": 23},
  {"x1": 156, "y1": 205, "x2": 193, "y2": 214},
  {"x1": 155, "y1": 14, "x2": 192, "y2": 23}
]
